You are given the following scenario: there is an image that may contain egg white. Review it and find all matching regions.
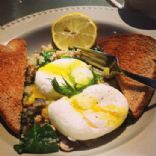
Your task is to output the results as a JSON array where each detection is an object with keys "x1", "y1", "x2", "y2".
[{"x1": 48, "y1": 83, "x2": 129, "y2": 140}]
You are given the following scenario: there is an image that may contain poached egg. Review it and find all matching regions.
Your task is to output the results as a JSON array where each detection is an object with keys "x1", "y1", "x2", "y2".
[
  {"x1": 48, "y1": 83, "x2": 129, "y2": 140},
  {"x1": 35, "y1": 58, "x2": 94, "y2": 99}
]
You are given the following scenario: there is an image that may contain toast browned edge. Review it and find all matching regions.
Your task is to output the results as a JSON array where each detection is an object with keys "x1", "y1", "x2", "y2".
[
  {"x1": 97, "y1": 34, "x2": 156, "y2": 118},
  {"x1": 0, "y1": 39, "x2": 27, "y2": 135}
]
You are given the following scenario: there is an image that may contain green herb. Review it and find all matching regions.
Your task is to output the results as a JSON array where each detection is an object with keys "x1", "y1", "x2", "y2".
[
  {"x1": 51, "y1": 77, "x2": 79, "y2": 97},
  {"x1": 37, "y1": 50, "x2": 55, "y2": 66},
  {"x1": 14, "y1": 124, "x2": 59, "y2": 154},
  {"x1": 50, "y1": 68, "x2": 99, "y2": 97},
  {"x1": 43, "y1": 50, "x2": 52, "y2": 59}
]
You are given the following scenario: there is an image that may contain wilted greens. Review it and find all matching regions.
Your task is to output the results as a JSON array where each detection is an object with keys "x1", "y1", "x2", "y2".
[{"x1": 14, "y1": 124, "x2": 59, "y2": 154}]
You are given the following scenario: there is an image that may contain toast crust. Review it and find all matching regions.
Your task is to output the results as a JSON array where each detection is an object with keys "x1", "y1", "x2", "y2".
[
  {"x1": 0, "y1": 39, "x2": 27, "y2": 134},
  {"x1": 97, "y1": 34, "x2": 156, "y2": 118}
]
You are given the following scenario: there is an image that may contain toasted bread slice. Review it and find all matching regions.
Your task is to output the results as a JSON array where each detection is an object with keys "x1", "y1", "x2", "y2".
[
  {"x1": 0, "y1": 39, "x2": 27, "y2": 134},
  {"x1": 97, "y1": 34, "x2": 156, "y2": 118}
]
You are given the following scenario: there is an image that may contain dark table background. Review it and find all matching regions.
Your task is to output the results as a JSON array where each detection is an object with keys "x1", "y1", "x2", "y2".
[
  {"x1": 0, "y1": 0, "x2": 155, "y2": 30},
  {"x1": 0, "y1": 0, "x2": 118, "y2": 25}
]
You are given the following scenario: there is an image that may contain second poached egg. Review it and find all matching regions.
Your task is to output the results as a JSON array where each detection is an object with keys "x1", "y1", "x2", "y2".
[{"x1": 48, "y1": 83, "x2": 129, "y2": 140}]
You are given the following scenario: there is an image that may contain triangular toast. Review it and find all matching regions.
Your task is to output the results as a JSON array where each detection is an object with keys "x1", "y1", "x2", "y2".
[
  {"x1": 0, "y1": 39, "x2": 27, "y2": 134},
  {"x1": 97, "y1": 34, "x2": 156, "y2": 118}
]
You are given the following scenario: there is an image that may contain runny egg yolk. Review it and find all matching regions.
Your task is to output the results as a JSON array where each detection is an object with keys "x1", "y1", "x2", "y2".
[
  {"x1": 70, "y1": 94, "x2": 98, "y2": 110},
  {"x1": 70, "y1": 94, "x2": 127, "y2": 128},
  {"x1": 24, "y1": 85, "x2": 51, "y2": 119},
  {"x1": 24, "y1": 84, "x2": 49, "y2": 105},
  {"x1": 38, "y1": 59, "x2": 87, "y2": 83}
]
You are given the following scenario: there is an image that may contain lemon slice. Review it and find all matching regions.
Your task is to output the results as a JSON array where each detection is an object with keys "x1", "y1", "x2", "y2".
[{"x1": 52, "y1": 12, "x2": 97, "y2": 50}]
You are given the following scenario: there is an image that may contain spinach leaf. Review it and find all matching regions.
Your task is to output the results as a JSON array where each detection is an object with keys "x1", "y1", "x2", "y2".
[{"x1": 14, "y1": 124, "x2": 59, "y2": 154}]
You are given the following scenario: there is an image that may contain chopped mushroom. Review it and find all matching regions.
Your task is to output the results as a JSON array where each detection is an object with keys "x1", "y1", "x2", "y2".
[
  {"x1": 34, "y1": 115, "x2": 43, "y2": 124},
  {"x1": 59, "y1": 136, "x2": 76, "y2": 152},
  {"x1": 33, "y1": 98, "x2": 47, "y2": 107}
]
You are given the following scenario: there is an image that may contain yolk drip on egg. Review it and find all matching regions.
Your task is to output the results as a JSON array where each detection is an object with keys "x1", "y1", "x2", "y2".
[
  {"x1": 38, "y1": 59, "x2": 92, "y2": 86},
  {"x1": 70, "y1": 94, "x2": 127, "y2": 128},
  {"x1": 71, "y1": 94, "x2": 98, "y2": 110},
  {"x1": 39, "y1": 59, "x2": 86, "y2": 82}
]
